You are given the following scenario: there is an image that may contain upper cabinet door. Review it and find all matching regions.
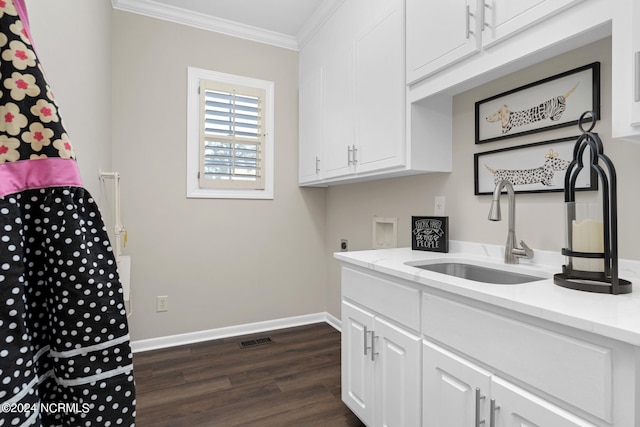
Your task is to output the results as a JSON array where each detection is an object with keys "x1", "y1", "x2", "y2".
[
  {"x1": 406, "y1": 0, "x2": 481, "y2": 84},
  {"x1": 321, "y1": 46, "x2": 355, "y2": 179},
  {"x1": 298, "y1": 68, "x2": 322, "y2": 184},
  {"x1": 482, "y1": 0, "x2": 585, "y2": 48},
  {"x1": 355, "y1": 3, "x2": 405, "y2": 173}
]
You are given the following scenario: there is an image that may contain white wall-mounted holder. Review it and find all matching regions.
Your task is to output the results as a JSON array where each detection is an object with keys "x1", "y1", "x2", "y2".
[{"x1": 372, "y1": 217, "x2": 398, "y2": 249}]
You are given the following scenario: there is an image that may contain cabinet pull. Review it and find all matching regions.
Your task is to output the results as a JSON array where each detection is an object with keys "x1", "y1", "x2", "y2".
[
  {"x1": 489, "y1": 398, "x2": 500, "y2": 427},
  {"x1": 363, "y1": 326, "x2": 369, "y2": 355},
  {"x1": 466, "y1": 5, "x2": 474, "y2": 39},
  {"x1": 475, "y1": 388, "x2": 486, "y2": 426},
  {"x1": 352, "y1": 145, "x2": 358, "y2": 165},
  {"x1": 370, "y1": 332, "x2": 378, "y2": 361},
  {"x1": 347, "y1": 145, "x2": 353, "y2": 165},
  {"x1": 481, "y1": 0, "x2": 490, "y2": 32},
  {"x1": 315, "y1": 156, "x2": 320, "y2": 173},
  {"x1": 635, "y1": 51, "x2": 640, "y2": 102}
]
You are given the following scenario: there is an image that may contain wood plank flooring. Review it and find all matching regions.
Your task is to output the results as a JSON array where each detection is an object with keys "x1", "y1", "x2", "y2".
[{"x1": 133, "y1": 322, "x2": 366, "y2": 427}]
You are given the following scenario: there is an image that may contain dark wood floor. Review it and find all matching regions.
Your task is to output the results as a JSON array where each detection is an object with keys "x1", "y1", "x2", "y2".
[{"x1": 133, "y1": 322, "x2": 366, "y2": 427}]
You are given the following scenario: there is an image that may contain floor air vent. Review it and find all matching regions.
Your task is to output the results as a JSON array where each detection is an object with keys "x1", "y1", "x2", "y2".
[{"x1": 239, "y1": 337, "x2": 274, "y2": 349}]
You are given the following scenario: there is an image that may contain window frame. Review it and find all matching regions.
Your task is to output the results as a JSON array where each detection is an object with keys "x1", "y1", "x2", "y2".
[{"x1": 187, "y1": 67, "x2": 274, "y2": 199}]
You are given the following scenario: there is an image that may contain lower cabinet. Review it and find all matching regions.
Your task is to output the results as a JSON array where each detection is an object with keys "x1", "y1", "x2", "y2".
[
  {"x1": 342, "y1": 300, "x2": 421, "y2": 427},
  {"x1": 423, "y1": 340, "x2": 597, "y2": 427},
  {"x1": 422, "y1": 340, "x2": 491, "y2": 426},
  {"x1": 340, "y1": 264, "x2": 636, "y2": 426}
]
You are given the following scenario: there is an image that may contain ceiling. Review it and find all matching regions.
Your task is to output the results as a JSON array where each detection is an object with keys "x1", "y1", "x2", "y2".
[{"x1": 111, "y1": 0, "x2": 340, "y2": 50}]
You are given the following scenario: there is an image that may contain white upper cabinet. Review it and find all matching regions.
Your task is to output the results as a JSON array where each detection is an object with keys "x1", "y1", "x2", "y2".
[
  {"x1": 611, "y1": 0, "x2": 640, "y2": 142},
  {"x1": 355, "y1": 5, "x2": 405, "y2": 174},
  {"x1": 407, "y1": 0, "x2": 585, "y2": 85},
  {"x1": 482, "y1": 0, "x2": 585, "y2": 48},
  {"x1": 298, "y1": 68, "x2": 323, "y2": 183},
  {"x1": 322, "y1": 46, "x2": 355, "y2": 179},
  {"x1": 298, "y1": 0, "x2": 452, "y2": 186},
  {"x1": 406, "y1": 0, "x2": 481, "y2": 85}
]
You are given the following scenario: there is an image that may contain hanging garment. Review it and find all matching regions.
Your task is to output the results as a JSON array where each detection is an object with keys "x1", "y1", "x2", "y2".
[{"x1": 0, "y1": 1, "x2": 136, "y2": 426}]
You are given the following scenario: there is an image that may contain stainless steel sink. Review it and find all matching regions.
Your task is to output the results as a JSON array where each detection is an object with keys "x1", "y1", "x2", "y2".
[{"x1": 407, "y1": 262, "x2": 545, "y2": 284}]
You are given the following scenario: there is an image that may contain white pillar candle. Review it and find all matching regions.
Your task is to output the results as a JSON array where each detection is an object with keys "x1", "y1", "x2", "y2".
[{"x1": 572, "y1": 219, "x2": 604, "y2": 272}]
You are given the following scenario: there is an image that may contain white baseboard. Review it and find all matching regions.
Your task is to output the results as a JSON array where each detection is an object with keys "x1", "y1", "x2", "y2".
[{"x1": 131, "y1": 311, "x2": 341, "y2": 353}]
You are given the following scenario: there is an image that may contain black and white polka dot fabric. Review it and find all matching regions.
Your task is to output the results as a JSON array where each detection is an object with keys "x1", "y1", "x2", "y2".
[{"x1": 0, "y1": 1, "x2": 136, "y2": 426}]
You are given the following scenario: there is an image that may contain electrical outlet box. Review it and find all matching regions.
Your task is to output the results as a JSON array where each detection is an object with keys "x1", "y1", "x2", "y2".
[
  {"x1": 340, "y1": 239, "x2": 348, "y2": 252},
  {"x1": 156, "y1": 295, "x2": 169, "y2": 312}
]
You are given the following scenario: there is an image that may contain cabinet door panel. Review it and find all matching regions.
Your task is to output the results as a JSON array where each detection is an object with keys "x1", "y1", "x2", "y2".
[
  {"x1": 298, "y1": 68, "x2": 322, "y2": 183},
  {"x1": 423, "y1": 340, "x2": 491, "y2": 427},
  {"x1": 374, "y1": 317, "x2": 421, "y2": 427},
  {"x1": 483, "y1": 0, "x2": 584, "y2": 48},
  {"x1": 355, "y1": 5, "x2": 404, "y2": 172},
  {"x1": 406, "y1": 0, "x2": 480, "y2": 83},
  {"x1": 341, "y1": 301, "x2": 374, "y2": 425},
  {"x1": 322, "y1": 47, "x2": 354, "y2": 178},
  {"x1": 491, "y1": 377, "x2": 598, "y2": 427}
]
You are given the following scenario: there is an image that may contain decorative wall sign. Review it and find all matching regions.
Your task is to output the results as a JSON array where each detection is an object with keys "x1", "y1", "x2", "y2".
[
  {"x1": 474, "y1": 136, "x2": 597, "y2": 195},
  {"x1": 411, "y1": 216, "x2": 449, "y2": 252},
  {"x1": 475, "y1": 62, "x2": 600, "y2": 144}
]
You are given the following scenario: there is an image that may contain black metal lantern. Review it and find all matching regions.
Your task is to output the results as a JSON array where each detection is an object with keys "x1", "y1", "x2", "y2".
[{"x1": 554, "y1": 112, "x2": 632, "y2": 294}]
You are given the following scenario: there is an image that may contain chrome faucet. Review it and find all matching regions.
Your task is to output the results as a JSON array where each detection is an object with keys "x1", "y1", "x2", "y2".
[{"x1": 488, "y1": 179, "x2": 534, "y2": 264}]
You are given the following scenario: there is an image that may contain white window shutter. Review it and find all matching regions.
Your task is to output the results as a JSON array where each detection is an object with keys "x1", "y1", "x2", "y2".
[{"x1": 199, "y1": 80, "x2": 265, "y2": 190}]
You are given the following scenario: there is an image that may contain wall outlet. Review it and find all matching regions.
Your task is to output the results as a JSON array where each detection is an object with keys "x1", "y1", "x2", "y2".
[
  {"x1": 156, "y1": 295, "x2": 169, "y2": 312},
  {"x1": 434, "y1": 196, "x2": 446, "y2": 216},
  {"x1": 340, "y1": 239, "x2": 348, "y2": 252}
]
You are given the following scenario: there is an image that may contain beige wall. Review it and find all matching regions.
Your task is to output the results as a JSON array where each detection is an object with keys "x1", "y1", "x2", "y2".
[
  {"x1": 111, "y1": 12, "x2": 327, "y2": 341},
  {"x1": 325, "y1": 37, "x2": 640, "y2": 318},
  {"x1": 27, "y1": 0, "x2": 113, "y2": 202}
]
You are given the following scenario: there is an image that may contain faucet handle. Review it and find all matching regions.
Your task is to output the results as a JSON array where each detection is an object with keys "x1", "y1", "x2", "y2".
[{"x1": 514, "y1": 240, "x2": 534, "y2": 259}]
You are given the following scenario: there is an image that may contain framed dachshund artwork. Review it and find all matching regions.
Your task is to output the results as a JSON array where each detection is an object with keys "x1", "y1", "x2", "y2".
[
  {"x1": 474, "y1": 136, "x2": 597, "y2": 195},
  {"x1": 475, "y1": 62, "x2": 600, "y2": 144}
]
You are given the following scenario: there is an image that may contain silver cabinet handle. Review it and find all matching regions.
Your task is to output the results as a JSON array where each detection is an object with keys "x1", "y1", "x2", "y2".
[
  {"x1": 347, "y1": 145, "x2": 353, "y2": 165},
  {"x1": 370, "y1": 332, "x2": 378, "y2": 361},
  {"x1": 475, "y1": 388, "x2": 485, "y2": 426},
  {"x1": 481, "y1": 0, "x2": 490, "y2": 31},
  {"x1": 489, "y1": 399, "x2": 500, "y2": 427},
  {"x1": 466, "y1": 5, "x2": 474, "y2": 39},
  {"x1": 315, "y1": 156, "x2": 320, "y2": 173},
  {"x1": 352, "y1": 145, "x2": 358, "y2": 165},
  {"x1": 363, "y1": 325, "x2": 369, "y2": 356}
]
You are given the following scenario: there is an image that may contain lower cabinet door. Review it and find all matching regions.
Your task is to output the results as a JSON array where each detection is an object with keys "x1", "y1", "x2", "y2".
[
  {"x1": 342, "y1": 301, "x2": 375, "y2": 425},
  {"x1": 491, "y1": 376, "x2": 598, "y2": 427},
  {"x1": 373, "y1": 317, "x2": 421, "y2": 427},
  {"x1": 422, "y1": 340, "x2": 492, "y2": 427}
]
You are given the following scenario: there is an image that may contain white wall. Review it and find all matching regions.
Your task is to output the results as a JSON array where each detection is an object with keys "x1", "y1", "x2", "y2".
[
  {"x1": 325, "y1": 37, "x2": 640, "y2": 318},
  {"x1": 111, "y1": 11, "x2": 327, "y2": 341}
]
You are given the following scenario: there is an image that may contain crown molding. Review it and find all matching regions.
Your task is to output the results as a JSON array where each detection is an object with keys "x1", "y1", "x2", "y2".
[{"x1": 111, "y1": 0, "x2": 300, "y2": 50}]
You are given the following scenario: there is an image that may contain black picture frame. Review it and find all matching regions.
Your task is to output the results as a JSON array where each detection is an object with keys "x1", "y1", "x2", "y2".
[
  {"x1": 411, "y1": 216, "x2": 449, "y2": 253},
  {"x1": 475, "y1": 62, "x2": 600, "y2": 144},
  {"x1": 474, "y1": 136, "x2": 598, "y2": 195}
]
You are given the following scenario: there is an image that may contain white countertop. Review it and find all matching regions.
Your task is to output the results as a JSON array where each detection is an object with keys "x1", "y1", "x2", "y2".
[{"x1": 334, "y1": 241, "x2": 640, "y2": 346}]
